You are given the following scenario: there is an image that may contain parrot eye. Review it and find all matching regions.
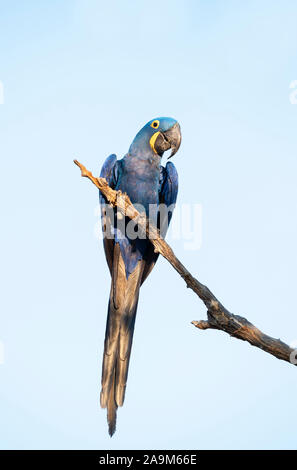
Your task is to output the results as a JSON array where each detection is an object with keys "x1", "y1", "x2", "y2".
[{"x1": 151, "y1": 120, "x2": 160, "y2": 129}]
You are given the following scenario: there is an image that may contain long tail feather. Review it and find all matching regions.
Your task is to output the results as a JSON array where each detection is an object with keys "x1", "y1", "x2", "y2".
[
  {"x1": 106, "y1": 368, "x2": 117, "y2": 436},
  {"x1": 100, "y1": 243, "x2": 144, "y2": 436}
]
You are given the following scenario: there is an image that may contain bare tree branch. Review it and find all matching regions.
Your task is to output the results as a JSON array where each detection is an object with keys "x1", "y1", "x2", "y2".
[{"x1": 74, "y1": 159, "x2": 296, "y2": 366}]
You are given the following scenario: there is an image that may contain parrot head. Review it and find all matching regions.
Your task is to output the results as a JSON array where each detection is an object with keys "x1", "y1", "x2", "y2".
[{"x1": 129, "y1": 117, "x2": 181, "y2": 159}]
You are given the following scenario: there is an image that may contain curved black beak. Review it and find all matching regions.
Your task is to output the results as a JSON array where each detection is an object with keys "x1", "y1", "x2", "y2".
[
  {"x1": 154, "y1": 122, "x2": 182, "y2": 157},
  {"x1": 164, "y1": 122, "x2": 182, "y2": 158}
]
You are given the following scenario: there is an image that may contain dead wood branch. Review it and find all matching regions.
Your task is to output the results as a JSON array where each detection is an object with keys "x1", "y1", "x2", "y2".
[{"x1": 74, "y1": 159, "x2": 296, "y2": 366}]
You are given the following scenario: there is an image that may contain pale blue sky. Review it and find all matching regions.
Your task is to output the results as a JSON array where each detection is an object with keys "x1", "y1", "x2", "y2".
[{"x1": 0, "y1": 0, "x2": 297, "y2": 449}]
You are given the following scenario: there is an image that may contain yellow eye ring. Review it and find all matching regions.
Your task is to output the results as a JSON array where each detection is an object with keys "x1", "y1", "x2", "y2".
[{"x1": 150, "y1": 120, "x2": 160, "y2": 129}]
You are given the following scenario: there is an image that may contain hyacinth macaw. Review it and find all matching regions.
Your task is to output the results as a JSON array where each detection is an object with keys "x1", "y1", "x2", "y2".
[{"x1": 99, "y1": 117, "x2": 181, "y2": 436}]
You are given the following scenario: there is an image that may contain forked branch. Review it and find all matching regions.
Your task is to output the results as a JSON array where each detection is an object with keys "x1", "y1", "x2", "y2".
[{"x1": 74, "y1": 159, "x2": 296, "y2": 366}]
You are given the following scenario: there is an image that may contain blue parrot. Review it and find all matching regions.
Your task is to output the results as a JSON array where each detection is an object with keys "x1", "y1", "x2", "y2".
[{"x1": 99, "y1": 117, "x2": 181, "y2": 436}]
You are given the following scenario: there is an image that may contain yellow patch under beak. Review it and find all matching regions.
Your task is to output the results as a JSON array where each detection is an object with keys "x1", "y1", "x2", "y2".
[{"x1": 149, "y1": 131, "x2": 161, "y2": 154}]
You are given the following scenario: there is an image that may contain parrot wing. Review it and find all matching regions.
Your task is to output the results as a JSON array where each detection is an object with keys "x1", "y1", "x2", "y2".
[
  {"x1": 99, "y1": 154, "x2": 118, "y2": 274},
  {"x1": 141, "y1": 161, "x2": 178, "y2": 284}
]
